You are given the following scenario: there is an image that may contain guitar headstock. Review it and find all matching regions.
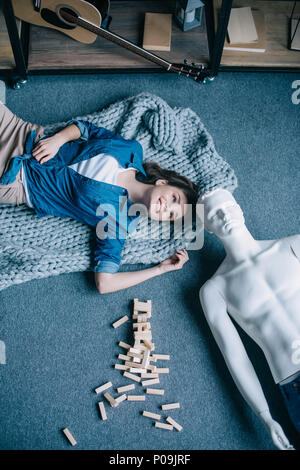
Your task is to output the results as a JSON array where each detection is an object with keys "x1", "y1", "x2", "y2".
[{"x1": 170, "y1": 60, "x2": 209, "y2": 83}]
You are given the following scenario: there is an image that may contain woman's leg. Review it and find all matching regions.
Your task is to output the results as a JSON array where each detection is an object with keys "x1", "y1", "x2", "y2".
[{"x1": 0, "y1": 102, "x2": 44, "y2": 205}]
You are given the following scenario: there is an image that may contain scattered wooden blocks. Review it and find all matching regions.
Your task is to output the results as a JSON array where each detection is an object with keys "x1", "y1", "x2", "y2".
[
  {"x1": 62, "y1": 428, "x2": 77, "y2": 446},
  {"x1": 117, "y1": 384, "x2": 135, "y2": 393},
  {"x1": 112, "y1": 315, "x2": 129, "y2": 328},
  {"x1": 155, "y1": 422, "x2": 173, "y2": 431},
  {"x1": 146, "y1": 388, "x2": 165, "y2": 396},
  {"x1": 127, "y1": 395, "x2": 146, "y2": 401},
  {"x1": 166, "y1": 416, "x2": 183, "y2": 432},
  {"x1": 95, "y1": 381, "x2": 113, "y2": 394},
  {"x1": 143, "y1": 339, "x2": 155, "y2": 351},
  {"x1": 161, "y1": 403, "x2": 180, "y2": 410},
  {"x1": 123, "y1": 371, "x2": 141, "y2": 383},
  {"x1": 98, "y1": 402, "x2": 107, "y2": 421},
  {"x1": 142, "y1": 411, "x2": 161, "y2": 420},
  {"x1": 141, "y1": 378, "x2": 160, "y2": 387}
]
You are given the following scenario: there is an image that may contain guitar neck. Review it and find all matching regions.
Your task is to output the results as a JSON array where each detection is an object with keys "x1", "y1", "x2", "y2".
[{"x1": 64, "y1": 12, "x2": 172, "y2": 70}]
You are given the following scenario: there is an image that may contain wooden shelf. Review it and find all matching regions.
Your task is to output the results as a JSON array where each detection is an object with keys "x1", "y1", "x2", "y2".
[
  {"x1": 0, "y1": 6, "x2": 21, "y2": 70},
  {"x1": 27, "y1": 1, "x2": 209, "y2": 71},
  {"x1": 214, "y1": 0, "x2": 300, "y2": 68}
]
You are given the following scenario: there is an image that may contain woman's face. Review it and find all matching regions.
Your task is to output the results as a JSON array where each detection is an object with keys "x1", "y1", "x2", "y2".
[{"x1": 147, "y1": 180, "x2": 188, "y2": 221}]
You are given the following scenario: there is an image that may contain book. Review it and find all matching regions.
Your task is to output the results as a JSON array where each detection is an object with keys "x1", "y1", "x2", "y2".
[
  {"x1": 227, "y1": 7, "x2": 258, "y2": 44},
  {"x1": 224, "y1": 10, "x2": 266, "y2": 53},
  {"x1": 142, "y1": 13, "x2": 172, "y2": 51},
  {"x1": 290, "y1": 18, "x2": 300, "y2": 51}
]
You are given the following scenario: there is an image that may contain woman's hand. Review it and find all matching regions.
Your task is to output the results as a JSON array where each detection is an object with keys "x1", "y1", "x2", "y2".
[
  {"x1": 32, "y1": 135, "x2": 65, "y2": 164},
  {"x1": 158, "y1": 249, "x2": 189, "y2": 274}
]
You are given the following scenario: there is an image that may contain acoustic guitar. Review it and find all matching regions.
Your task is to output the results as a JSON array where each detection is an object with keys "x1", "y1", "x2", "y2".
[{"x1": 12, "y1": 0, "x2": 208, "y2": 82}]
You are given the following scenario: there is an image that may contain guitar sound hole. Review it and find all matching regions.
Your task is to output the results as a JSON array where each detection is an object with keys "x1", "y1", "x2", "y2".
[{"x1": 40, "y1": 8, "x2": 76, "y2": 30}]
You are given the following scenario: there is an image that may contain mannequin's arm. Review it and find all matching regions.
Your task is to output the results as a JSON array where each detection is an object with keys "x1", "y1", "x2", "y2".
[{"x1": 199, "y1": 280, "x2": 270, "y2": 418}]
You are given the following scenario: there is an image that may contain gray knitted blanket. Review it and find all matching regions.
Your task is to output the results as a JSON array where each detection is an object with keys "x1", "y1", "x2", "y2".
[{"x1": 0, "y1": 93, "x2": 237, "y2": 291}]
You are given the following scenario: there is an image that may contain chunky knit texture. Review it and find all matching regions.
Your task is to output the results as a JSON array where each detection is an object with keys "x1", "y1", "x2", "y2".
[{"x1": 0, "y1": 93, "x2": 237, "y2": 291}]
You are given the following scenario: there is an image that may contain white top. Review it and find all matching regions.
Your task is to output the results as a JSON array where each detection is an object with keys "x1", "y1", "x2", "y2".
[{"x1": 22, "y1": 153, "x2": 133, "y2": 208}]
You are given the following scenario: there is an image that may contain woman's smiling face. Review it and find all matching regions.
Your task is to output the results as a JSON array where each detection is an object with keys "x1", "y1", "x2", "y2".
[{"x1": 147, "y1": 180, "x2": 188, "y2": 221}]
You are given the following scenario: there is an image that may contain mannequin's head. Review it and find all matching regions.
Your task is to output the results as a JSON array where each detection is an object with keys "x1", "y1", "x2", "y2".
[{"x1": 199, "y1": 189, "x2": 245, "y2": 238}]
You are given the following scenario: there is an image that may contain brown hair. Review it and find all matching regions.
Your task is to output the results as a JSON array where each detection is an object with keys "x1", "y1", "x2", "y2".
[{"x1": 141, "y1": 162, "x2": 199, "y2": 205}]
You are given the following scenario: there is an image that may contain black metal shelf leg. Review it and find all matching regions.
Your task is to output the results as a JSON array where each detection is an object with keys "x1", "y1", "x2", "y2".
[{"x1": 3, "y1": 0, "x2": 28, "y2": 86}]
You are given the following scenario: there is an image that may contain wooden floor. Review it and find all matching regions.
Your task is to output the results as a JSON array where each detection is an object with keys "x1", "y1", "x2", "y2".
[
  {"x1": 0, "y1": 7, "x2": 21, "y2": 70},
  {"x1": 27, "y1": 1, "x2": 209, "y2": 71},
  {"x1": 214, "y1": 0, "x2": 300, "y2": 68}
]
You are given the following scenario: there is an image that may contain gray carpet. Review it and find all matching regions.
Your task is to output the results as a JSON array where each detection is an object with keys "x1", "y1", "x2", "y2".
[{"x1": 0, "y1": 71, "x2": 299, "y2": 450}]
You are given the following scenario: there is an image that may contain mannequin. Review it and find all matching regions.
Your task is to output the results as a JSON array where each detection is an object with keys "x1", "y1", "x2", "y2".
[{"x1": 199, "y1": 189, "x2": 300, "y2": 450}]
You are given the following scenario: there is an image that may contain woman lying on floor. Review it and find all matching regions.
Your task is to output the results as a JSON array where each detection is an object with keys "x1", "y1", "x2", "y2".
[{"x1": 0, "y1": 103, "x2": 198, "y2": 293}]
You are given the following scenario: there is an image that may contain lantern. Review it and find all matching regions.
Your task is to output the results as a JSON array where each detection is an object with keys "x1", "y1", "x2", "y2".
[{"x1": 175, "y1": 0, "x2": 204, "y2": 31}]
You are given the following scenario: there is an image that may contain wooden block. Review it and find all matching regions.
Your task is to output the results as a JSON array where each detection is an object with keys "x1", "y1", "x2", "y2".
[
  {"x1": 129, "y1": 347, "x2": 142, "y2": 354},
  {"x1": 153, "y1": 354, "x2": 170, "y2": 361},
  {"x1": 134, "y1": 331, "x2": 152, "y2": 340},
  {"x1": 141, "y1": 323, "x2": 151, "y2": 331},
  {"x1": 133, "y1": 357, "x2": 141, "y2": 364},
  {"x1": 118, "y1": 353, "x2": 130, "y2": 361},
  {"x1": 104, "y1": 392, "x2": 117, "y2": 407},
  {"x1": 166, "y1": 416, "x2": 183, "y2": 432},
  {"x1": 146, "y1": 388, "x2": 165, "y2": 396},
  {"x1": 143, "y1": 13, "x2": 172, "y2": 51},
  {"x1": 114, "y1": 364, "x2": 129, "y2": 371},
  {"x1": 141, "y1": 349, "x2": 150, "y2": 369},
  {"x1": 149, "y1": 356, "x2": 157, "y2": 363},
  {"x1": 133, "y1": 312, "x2": 151, "y2": 320},
  {"x1": 161, "y1": 403, "x2": 180, "y2": 410},
  {"x1": 112, "y1": 315, "x2": 129, "y2": 328},
  {"x1": 125, "y1": 361, "x2": 144, "y2": 369},
  {"x1": 155, "y1": 422, "x2": 173, "y2": 431},
  {"x1": 95, "y1": 381, "x2": 113, "y2": 394},
  {"x1": 62, "y1": 428, "x2": 77, "y2": 445},
  {"x1": 127, "y1": 351, "x2": 144, "y2": 360},
  {"x1": 117, "y1": 384, "x2": 135, "y2": 393},
  {"x1": 123, "y1": 371, "x2": 141, "y2": 383},
  {"x1": 156, "y1": 368, "x2": 169, "y2": 374},
  {"x1": 143, "y1": 339, "x2": 155, "y2": 351},
  {"x1": 127, "y1": 395, "x2": 146, "y2": 401},
  {"x1": 137, "y1": 315, "x2": 149, "y2": 322},
  {"x1": 141, "y1": 373, "x2": 159, "y2": 379},
  {"x1": 98, "y1": 401, "x2": 107, "y2": 421},
  {"x1": 142, "y1": 411, "x2": 161, "y2": 420},
  {"x1": 119, "y1": 341, "x2": 131, "y2": 350},
  {"x1": 133, "y1": 299, "x2": 152, "y2": 312},
  {"x1": 147, "y1": 365, "x2": 157, "y2": 372},
  {"x1": 114, "y1": 394, "x2": 127, "y2": 405},
  {"x1": 130, "y1": 368, "x2": 147, "y2": 374},
  {"x1": 141, "y1": 378, "x2": 160, "y2": 387}
]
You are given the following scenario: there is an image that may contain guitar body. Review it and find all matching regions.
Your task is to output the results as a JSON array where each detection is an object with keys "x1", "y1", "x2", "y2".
[{"x1": 12, "y1": 0, "x2": 101, "y2": 44}]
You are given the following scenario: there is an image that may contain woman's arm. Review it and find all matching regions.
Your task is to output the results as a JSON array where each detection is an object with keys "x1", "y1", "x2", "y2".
[
  {"x1": 95, "y1": 249, "x2": 189, "y2": 294},
  {"x1": 32, "y1": 123, "x2": 81, "y2": 164}
]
